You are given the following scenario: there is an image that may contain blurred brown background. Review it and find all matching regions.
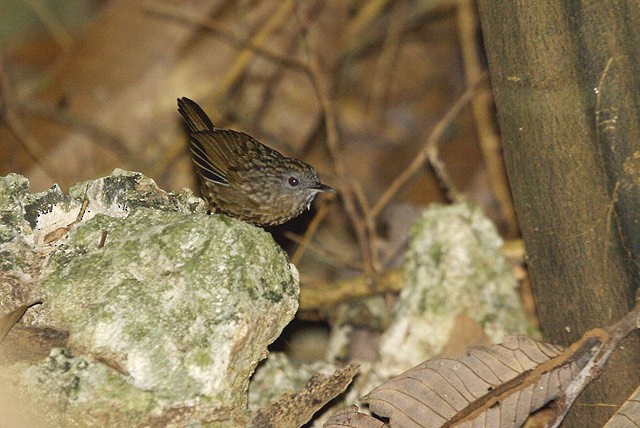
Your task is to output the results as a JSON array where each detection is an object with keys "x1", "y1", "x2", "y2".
[
  {"x1": 0, "y1": 0, "x2": 517, "y2": 301},
  {"x1": 5, "y1": 3, "x2": 640, "y2": 426}
]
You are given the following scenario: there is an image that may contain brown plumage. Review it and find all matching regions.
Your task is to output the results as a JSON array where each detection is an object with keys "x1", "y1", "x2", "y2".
[{"x1": 178, "y1": 97, "x2": 334, "y2": 226}]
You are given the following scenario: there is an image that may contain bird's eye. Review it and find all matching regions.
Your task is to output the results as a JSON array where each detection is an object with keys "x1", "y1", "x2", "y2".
[{"x1": 288, "y1": 177, "x2": 299, "y2": 187}]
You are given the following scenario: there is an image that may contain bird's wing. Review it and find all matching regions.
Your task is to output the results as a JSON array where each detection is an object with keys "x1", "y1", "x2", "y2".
[{"x1": 190, "y1": 130, "x2": 256, "y2": 185}]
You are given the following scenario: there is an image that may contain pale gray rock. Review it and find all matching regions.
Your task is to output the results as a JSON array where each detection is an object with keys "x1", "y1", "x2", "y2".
[
  {"x1": 327, "y1": 203, "x2": 531, "y2": 407},
  {"x1": 375, "y1": 202, "x2": 529, "y2": 382},
  {"x1": 0, "y1": 170, "x2": 299, "y2": 427}
]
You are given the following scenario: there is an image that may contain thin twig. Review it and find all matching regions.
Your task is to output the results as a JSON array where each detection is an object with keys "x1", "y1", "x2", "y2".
[
  {"x1": 74, "y1": 192, "x2": 90, "y2": 223},
  {"x1": 250, "y1": 0, "x2": 324, "y2": 128},
  {"x1": 368, "y1": 74, "x2": 485, "y2": 221},
  {"x1": 340, "y1": 1, "x2": 447, "y2": 62},
  {"x1": 217, "y1": 0, "x2": 298, "y2": 95},
  {"x1": 344, "y1": 0, "x2": 394, "y2": 45},
  {"x1": 290, "y1": 195, "x2": 335, "y2": 265},
  {"x1": 43, "y1": 189, "x2": 91, "y2": 244},
  {"x1": 368, "y1": 0, "x2": 406, "y2": 123},
  {"x1": 353, "y1": 179, "x2": 382, "y2": 271},
  {"x1": 299, "y1": 268, "x2": 403, "y2": 311},
  {"x1": 456, "y1": 0, "x2": 518, "y2": 236},
  {"x1": 352, "y1": 179, "x2": 371, "y2": 214},
  {"x1": 0, "y1": 53, "x2": 57, "y2": 178},
  {"x1": 285, "y1": 230, "x2": 364, "y2": 272},
  {"x1": 24, "y1": 0, "x2": 73, "y2": 50},
  {"x1": 298, "y1": 10, "x2": 376, "y2": 274},
  {"x1": 98, "y1": 230, "x2": 108, "y2": 249},
  {"x1": 309, "y1": 77, "x2": 375, "y2": 273},
  {"x1": 143, "y1": 0, "x2": 309, "y2": 73},
  {"x1": 547, "y1": 298, "x2": 640, "y2": 427},
  {"x1": 250, "y1": 31, "x2": 302, "y2": 128}
]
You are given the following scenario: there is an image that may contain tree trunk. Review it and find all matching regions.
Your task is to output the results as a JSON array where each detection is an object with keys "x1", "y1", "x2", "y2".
[{"x1": 476, "y1": 1, "x2": 640, "y2": 425}]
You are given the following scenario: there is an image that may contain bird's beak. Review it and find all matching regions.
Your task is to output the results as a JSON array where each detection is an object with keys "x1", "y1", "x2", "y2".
[{"x1": 316, "y1": 183, "x2": 336, "y2": 193}]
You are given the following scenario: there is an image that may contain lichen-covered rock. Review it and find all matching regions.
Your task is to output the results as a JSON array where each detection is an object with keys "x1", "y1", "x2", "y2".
[
  {"x1": 0, "y1": 173, "x2": 50, "y2": 315},
  {"x1": 376, "y1": 202, "x2": 529, "y2": 377},
  {"x1": 0, "y1": 170, "x2": 299, "y2": 427},
  {"x1": 0, "y1": 169, "x2": 206, "y2": 318},
  {"x1": 248, "y1": 352, "x2": 340, "y2": 413},
  {"x1": 18, "y1": 348, "x2": 157, "y2": 426}
]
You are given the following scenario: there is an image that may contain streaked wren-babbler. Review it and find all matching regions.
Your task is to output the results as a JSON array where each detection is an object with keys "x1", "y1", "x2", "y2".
[{"x1": 178, "y1": 97, "x2": 334, "y2": 226}]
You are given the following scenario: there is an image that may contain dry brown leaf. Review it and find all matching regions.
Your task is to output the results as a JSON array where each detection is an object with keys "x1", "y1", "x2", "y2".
[
  {"x1": 362, "y1": 335, "x2": 580, "y2": 428},
  {"x1": 323, "y1": 405, "x2": 388, "y2": 428},
  {"x1": 0, "y1": 302, "x2": 41, "y2": 345},
  {"x1": 603, "y1": 384, "x2": 640, "y2": 427},
  {"x1": 251, "y1": 362, "x2": 360, "y2": 428},
  {"x1": 324, "y1": 335, "x2": 599, "y2": 428}
]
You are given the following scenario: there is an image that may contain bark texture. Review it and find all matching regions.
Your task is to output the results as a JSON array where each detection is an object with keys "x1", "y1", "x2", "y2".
[{"x1": 476, "y1": 1, "x2": 640, "y2": 425}]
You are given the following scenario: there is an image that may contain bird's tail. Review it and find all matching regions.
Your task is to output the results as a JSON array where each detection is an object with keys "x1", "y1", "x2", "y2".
[{"x1": 177, "y1": 97, "x2": 216, "y2": 132}]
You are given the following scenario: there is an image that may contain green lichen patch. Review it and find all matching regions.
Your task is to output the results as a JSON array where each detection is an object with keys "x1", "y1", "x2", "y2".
[
  {"x1": 1, "y1": 170, "x2": 300, "y2": 426},
  {"x1": 20, "y1": 348, "x2": 157, "y2": 427},
  {"x1": 0, "y1": 174, "x2": 32, "y2": 243},
  {"x1": 69, "y1": 169, "x2": 206, "y2": 215},
  {"x1": 41, "y1": 204, "x2": 298, "y2": 408},
  {"x1": 377, "y1": 203, "x2": 530, "y2": 373}
]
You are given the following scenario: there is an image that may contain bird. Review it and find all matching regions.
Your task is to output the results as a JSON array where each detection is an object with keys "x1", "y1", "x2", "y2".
[{"x1": 178, "y1": 97, "x2": 334, "y2": 226}]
